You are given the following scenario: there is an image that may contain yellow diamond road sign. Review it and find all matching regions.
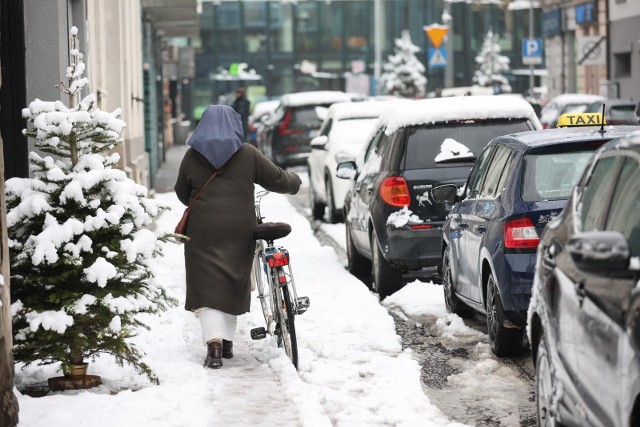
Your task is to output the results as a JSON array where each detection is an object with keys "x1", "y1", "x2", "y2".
[{"x1": 423, "y1": 24, "x2": 449, "y2": 49}]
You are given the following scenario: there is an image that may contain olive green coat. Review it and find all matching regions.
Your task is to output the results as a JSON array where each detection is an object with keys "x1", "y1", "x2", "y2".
[{"x1": 174, "y1": 144, "x2": 301, "y2": 314}]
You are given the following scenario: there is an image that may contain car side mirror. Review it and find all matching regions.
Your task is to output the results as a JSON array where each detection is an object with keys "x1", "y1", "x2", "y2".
[
  {"x1": 336, "y1": 160, "x2": 357, "y2": 180},
  {"x1": 311, "y1": 135, "x2": 329, "y2": 150},
  {"x1": 431, "y1": 184, "x2": 459, "y2": 204},
  {"x1": 568, "y1": 231, "x2": 631, "y2": 274}
]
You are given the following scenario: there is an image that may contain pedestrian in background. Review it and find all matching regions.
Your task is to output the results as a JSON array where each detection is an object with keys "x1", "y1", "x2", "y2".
[
  {"x1": 174, "y1": 105, "x2": 301, "y2": 369},
  {"x1": 232, "y1": 86, "x2": 251, "y2": 142}
]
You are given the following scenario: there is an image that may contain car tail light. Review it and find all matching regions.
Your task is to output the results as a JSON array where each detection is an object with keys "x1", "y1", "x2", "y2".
[
  {"x1": 277, "y1": 110, "x2": 304, "y2": 135},
  {"x1": 504, "y1": 216, "x2": 540, "y2": 249},
  {"x1": 380, "y1": 177, "x2": 410, "y2": 207}
]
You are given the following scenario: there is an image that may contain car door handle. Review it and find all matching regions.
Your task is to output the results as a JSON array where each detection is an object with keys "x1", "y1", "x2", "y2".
[{"x1": 475, "y1": 225, "x2": 486, "y2": 233}]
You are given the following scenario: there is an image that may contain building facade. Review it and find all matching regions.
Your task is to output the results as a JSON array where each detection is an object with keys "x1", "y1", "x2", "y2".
[
  {"x1": 195, "y1": 0, "x2": 543, "y2": 114},
  {"x1": 542, "y1": 0, "x2": 638, "y2": 100},
  {"x1": 607, "y1": 0, "x2": 640, "y2": 99}
]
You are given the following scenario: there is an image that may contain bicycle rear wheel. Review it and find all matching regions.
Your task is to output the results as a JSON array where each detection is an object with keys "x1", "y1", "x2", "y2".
[{"x1": 275, "y1": 283, "x2": 298, "y2": 369}]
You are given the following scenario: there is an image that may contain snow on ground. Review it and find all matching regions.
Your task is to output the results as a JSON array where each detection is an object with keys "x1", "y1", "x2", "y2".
[
  {"x1": 321, "y1": 218, "x2": 532, "y2": 427},
  {"x1": 14, "y1": 190, "x2": 464, "y2": 427}
]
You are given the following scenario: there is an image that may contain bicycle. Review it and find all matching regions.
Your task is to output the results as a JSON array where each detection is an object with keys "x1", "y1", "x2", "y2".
[{"x1": 250, "y1": 190, "x2": 310, "y2": 369}]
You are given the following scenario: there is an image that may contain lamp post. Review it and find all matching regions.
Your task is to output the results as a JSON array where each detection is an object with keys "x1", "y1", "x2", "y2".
[{"x1": 443, "y1": 2, "x2": 454, "y2": 88}]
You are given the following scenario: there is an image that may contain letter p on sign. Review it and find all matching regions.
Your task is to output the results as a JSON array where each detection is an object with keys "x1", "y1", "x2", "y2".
[{"x1": 522, "y1": 38, "x2": 543, "y2": 65}]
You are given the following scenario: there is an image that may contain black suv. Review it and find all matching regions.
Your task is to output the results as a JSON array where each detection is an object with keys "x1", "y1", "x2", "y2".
[
  {"x1": 338, "y1": 96, "x2": 540, "y2": 299},
  {"x1": 257, "y1": 91, "x2": 356, "y2": 168}
]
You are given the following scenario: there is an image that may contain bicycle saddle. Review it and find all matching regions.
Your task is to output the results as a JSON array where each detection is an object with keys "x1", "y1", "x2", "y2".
[{"x1": 254, "y1": 222, "x2": 291, "y2": 241}]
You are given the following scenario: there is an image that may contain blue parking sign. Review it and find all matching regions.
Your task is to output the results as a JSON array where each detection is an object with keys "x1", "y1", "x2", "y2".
[{"x1": 522, "y1": 38, "x2": 543, "y2": 65}]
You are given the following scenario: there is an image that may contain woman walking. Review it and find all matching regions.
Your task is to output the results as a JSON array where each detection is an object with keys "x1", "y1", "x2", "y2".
[{"x1": 174, "y1": 105, "x2": 301, "y2": 368}]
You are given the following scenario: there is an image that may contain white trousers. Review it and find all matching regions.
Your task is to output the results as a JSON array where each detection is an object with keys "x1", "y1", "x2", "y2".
[{"x1": 197, "y1": 308, "x2": 237, "y2": 344}]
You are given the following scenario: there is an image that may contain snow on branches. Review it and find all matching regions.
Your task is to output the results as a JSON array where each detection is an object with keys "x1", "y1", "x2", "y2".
[
  {"x1": 378, "y1": 30, "x2": 427, "y2": 98},
  {"x1": 472, "y1": 29, "x2": 512, "y2": 94}
]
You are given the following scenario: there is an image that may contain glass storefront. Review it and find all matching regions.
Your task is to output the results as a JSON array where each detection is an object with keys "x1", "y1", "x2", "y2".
[{"x1": 194, "y1": 0, "x2": 541, "y2": 116}]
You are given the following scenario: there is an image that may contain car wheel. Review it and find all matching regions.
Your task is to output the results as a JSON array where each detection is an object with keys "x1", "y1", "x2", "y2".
[
  {"x1": 308, "y1": 177, "x2": 325, "y2": 220},
  {"x1": 486, "y1": 274, "x2": 522, "y2": 357},
  {"x1": 535, "y1": 334, "x2": 561, "y2": 427},
  {"x1": 442, "y1": 246, "x2": 474, "y2": 318},
  {"x1": 371, "y1": 228, "x2": 403, "y2": 300},
  {"x1": 346, "y1": 221, "x2": 372, "y2": 287},
  {"x1": 326, "y1": 177, "x2": 343, "y2": 224}
]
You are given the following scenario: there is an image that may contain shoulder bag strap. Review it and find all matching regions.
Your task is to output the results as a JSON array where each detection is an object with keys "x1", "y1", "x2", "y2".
[{"x1": 184, "y1": 168, "x2": 221, "y2": 212}]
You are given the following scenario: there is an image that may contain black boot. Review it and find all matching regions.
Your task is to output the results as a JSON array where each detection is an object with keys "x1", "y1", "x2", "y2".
[
  {"x1": 204, "y1": 340, "x2": 223, "y2": 369},
  {"x1": 222, "y1": 340, "x2": 233, "y2": 359}
]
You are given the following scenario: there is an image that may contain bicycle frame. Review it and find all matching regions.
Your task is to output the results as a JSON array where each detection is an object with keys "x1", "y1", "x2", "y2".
[{"x1": 252, "y1": 190, "x2": 308, "y2": 368}]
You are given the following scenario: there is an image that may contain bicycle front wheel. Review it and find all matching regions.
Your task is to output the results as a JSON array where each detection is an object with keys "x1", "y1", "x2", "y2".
[{"x1": 275, "y1": 283, "x2": 298, "y2": 369}]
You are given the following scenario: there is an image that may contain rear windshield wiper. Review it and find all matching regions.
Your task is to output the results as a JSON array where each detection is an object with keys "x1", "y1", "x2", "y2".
[{"x1": 435, "y1": 156, "x2": 477, "y2": 164}]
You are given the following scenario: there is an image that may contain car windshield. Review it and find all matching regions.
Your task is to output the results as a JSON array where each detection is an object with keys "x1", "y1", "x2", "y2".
[
  {"x1": 522, "y1": 150, "x2": 594, "y2": 202},
  {"x1": 404, "y1": 119, "x2": 532, "y2": 170}
]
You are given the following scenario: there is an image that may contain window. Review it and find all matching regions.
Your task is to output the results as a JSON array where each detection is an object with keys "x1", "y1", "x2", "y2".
[
  {"x1": 466, "y1": 147, "x2": 495, "y2": 199},
  {"x1": 295, "y1": 2, "x2": 318, "y2": 54},
  {"x1": 215, "y1": 2, "x2": 241, "y2": 53},
  {"x1": 614, "y1": 52, "x2": 631, "y2": 78},
  {"x1": 404, "y1": 119, "x2": 532, "y2": 170},
  {"x1": 479, "y1": 146, "x2": 512, "y2": 198},
  {"x1": 604, "y1": 157, "x2": 640, "y2": 256},
  {"x1": 522, "y1": 150, "x2": 595, "y2": 202},
  {"x1": 579, "y1": 157, "x2": 618, "y2": 231}
]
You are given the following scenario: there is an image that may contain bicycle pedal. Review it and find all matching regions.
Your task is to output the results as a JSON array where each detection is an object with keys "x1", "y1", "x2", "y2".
[
  {"x1": 296, "y1": 296, "x2": 310, "y2": 315},
  {"x1": 250, "y1": 327, "x2": 267, "y2": 340}
]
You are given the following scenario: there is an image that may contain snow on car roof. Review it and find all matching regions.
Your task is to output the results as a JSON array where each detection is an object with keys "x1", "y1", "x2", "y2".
[
  {"x1": 251, "y1": 100, "x2": 280, "y2": 117},
  {"x1": 610, "y1": 129, "x2": 640, "y2": 149},
  {"x1": 327, "y1": 100, "x2": 399, "y2": 121},
  {"x1": 378, "y1": 95, "x2": 541, "y2": 135},
  {"x1": 545, "y1": 93, "x2": 605, "y2": 107},
  {"x1": 280, "y1": 91, "x2": 356, "y2": 107}
]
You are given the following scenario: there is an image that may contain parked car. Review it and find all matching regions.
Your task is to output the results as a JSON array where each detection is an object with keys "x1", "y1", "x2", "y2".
[
  {"x1": 540, "y1": 93, "x2": 605, "y2": 129},
  {"x1": 583, "y1": 98, "x2": 640, "y2": 125},
  {"x1": 307, "y1": 99, "x2": 395, "y2": 223},
  {"x1": 257, "y1": 91, "x2": 357, "y2": 168},
  {"x1": 337, "y1": 95, "x2": 541, "y2": 299},
  {"x1": 248, "y1": 99, "x2": 280, "y2": 146},
  {"x1": 432, "y1": 113, "x2": 640, "y2": 357},
  {"x1": 528, "y1": 130, "x2": 640, "y2": 426}
]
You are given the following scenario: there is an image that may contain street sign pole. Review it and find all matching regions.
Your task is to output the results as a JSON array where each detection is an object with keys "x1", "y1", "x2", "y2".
[{"x1": 529, "y1": 0, "x2": 534, "y2": 95}]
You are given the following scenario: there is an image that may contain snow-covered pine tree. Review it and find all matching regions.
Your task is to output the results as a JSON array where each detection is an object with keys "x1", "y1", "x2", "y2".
[
  {"x1": 472, "y1": 29, "x2": 512, "y2": 94},
  {"x1": 378, "y1": 30, "x2": 427, "y2": 98},
  {"x1": 5, "y1": 27, "x2": 176, "y2": 384}
]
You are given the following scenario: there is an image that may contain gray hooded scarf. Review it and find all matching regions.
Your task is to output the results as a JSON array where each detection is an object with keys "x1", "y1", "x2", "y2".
[{"x1": 174, "y1": 104, "x2": 302, "y2": 315}]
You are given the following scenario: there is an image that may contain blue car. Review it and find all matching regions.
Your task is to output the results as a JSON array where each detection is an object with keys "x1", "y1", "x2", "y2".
[{"x1": 432, "y1": 113, "x2": 640, "y2": 356}]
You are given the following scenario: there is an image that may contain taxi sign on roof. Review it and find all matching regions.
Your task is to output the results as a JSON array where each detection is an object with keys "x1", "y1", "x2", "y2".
[{"x1": 557, "y1": 112, "x2": 606, "y2": 127}]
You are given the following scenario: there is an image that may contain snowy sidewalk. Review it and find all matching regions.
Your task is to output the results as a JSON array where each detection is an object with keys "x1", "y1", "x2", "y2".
[{"x1": 15, "y1": 190, "x2": 463, "y2": 427}]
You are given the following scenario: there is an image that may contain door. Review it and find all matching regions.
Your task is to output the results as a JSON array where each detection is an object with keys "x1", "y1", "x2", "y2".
[
  {"x1": 350, "y1": 129, "x2": 384, "y2": 252},
  {"x1": 453, "y1": 146, "x2": 495, "y2": 297},
  {"x1": 574, "y1": 155, "x2": 639, "y2": 426},
  {"x1": 464, "y1": 145, "x2": 513, "y2": 302},
  {"x1": 552, "y1": 155, "x2": 622, "y2": 424}
]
